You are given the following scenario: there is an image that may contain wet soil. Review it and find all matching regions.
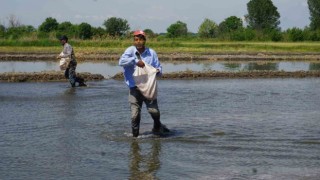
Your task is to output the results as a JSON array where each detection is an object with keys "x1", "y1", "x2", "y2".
[
  {"x1": 113, "y1": 70, "x2": 320, "y2": 80},
  {"x1": 0, "y1": 71, "x2": 104, "y2": 82},
  {"x1": 1, "y1": 70, "x2": 320, "y2": 82}
]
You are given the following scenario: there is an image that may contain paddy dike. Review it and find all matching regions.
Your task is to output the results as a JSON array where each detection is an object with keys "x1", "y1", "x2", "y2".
[
  {"x1": 1, "y1": 52, "x2": 320, "y2": 61},
  {"x1": 1, "y1": 52, "x2": 319, "y2": 82},
  {"x1": 113, "y1": 70, "x2": 320, "y2": 80},
  {"x1": 0, "y1": 71, "x2": 104, "y2": 82},
  {"x1": 1, "y1": 70, "x2": 320, "y2": 82}
]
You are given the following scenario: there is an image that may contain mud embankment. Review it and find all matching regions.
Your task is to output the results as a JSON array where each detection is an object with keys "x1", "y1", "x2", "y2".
[
  {"x1": 0, "y1": 71, "x2": 104, "y2": 82},
  {"x1": 1, "y1": 52, "x2": 320, "y2": 61},
  {"x1": 113, "y1": 71, "x2": 320, "y2": 80},
  {"x1": 1, "y1": 70, "x2": 320, "y2": 82},
  {"x1": 1, "y1": 52, "x2": 319, "y2": 82}
]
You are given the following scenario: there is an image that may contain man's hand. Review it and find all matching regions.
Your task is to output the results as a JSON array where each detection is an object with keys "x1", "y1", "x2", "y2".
[
  {"x1": 136, "y1": 60, "x2": 145, "y2": 68},
  {"x1": 56, "y1": 55, "x2": 61, "y2": 59}
]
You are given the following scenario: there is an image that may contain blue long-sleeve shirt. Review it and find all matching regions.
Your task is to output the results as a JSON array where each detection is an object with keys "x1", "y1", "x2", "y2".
[{"x1": 119, "y1": 46, "x2": 162, "y2": 88}]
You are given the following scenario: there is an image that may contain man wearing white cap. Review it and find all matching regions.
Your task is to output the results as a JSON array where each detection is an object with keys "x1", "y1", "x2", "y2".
[{"x1": 119, "y1": 30, "x2": 169, "y2": 137}]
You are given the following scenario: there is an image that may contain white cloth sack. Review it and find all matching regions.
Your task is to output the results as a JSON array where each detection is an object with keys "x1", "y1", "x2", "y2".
[
  {"x1": 59, "y1": 52, "x2": 71, "y2": 70},
  {"x1": 133, "y1": 62, "x2": 158, "y2": 100}
]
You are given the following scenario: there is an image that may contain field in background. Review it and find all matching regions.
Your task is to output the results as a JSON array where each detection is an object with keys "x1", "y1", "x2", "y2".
[{"x1": 1, "y1": 38, "x2": 320, "y2": 55}]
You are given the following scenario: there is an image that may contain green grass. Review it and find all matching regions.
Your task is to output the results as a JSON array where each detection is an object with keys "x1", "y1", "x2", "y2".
[{"x1": 1, "y1": 38, "x2": 320, "y2": 54}]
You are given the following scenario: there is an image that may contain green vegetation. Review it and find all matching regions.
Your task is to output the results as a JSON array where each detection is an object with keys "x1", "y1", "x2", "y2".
[
  {"x1": 245, "y1": 0, "x2": 280, "y2": 31},
  {"x1": 166, "y1": 21, "x2": 188, "y2": 38},
  {"x1": 103, "y1": 17, "x2": 129, "y2": 37},
  {"x1": 1, "y1": 0, "x2": 320, "y2": 42},
  {"x1": 218, "y1": 16, "x2": 243, "y2": 34},
  {"x1": 308, "y1": 0, "x2": 320, "y2": 31},
  {"x1": 198, "y1": 19, "x2": 218, "y2": 38},
  {"x1": 1, "y1": 38, "x2": 320, "y2": 54},
  {"x1": 0, "y1": 0, "x2": 319, "y2": 55}
]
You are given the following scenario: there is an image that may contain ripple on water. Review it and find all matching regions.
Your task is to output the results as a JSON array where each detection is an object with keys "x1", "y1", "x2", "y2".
[{"x1": 1, "y1": 79, "x2": 320, "y2": 179}]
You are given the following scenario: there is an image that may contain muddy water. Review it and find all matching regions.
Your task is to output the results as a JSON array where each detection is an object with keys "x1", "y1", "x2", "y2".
[
  {"x1": 0, "y1": 78, "x2": 319, "y2": 179},
  {"x1": 1, "y1": 61, "x2": 320, "y2": 78}
]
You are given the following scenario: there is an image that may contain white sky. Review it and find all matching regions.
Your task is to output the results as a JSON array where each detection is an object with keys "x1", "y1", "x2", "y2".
[{"x1": 0, "y1": 0, "x2": 310, "y2": 33}]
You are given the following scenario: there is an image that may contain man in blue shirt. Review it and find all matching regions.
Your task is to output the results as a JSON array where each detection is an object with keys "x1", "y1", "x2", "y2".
[{"x1": 119, "y1": 30, "x2": 169, "y2": 137}]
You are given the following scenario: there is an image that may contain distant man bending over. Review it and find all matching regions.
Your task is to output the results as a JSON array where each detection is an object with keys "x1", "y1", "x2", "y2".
[{"x1": 57, "y1": 35, "x2": 86, "y2": 87}]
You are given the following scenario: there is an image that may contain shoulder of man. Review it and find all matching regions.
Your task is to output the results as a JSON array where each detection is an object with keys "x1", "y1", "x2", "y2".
[
  {"x1": 124, "y1": 46, "x2": 136, "y2": 53},
  {"x1": 62, "y1": 43, "x2": 72, "y2": 49},
  {"x1": 146, "y1": 47, "x2": 157, "y2": 56}
]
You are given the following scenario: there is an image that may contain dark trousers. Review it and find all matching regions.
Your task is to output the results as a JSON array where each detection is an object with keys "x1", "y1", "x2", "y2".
[
  {"x1": 64, "y1": 60, "x2": 84, "y2": 87},
  {"x1": 129, "y1": 87, "x2": 161, "y2": 136}
]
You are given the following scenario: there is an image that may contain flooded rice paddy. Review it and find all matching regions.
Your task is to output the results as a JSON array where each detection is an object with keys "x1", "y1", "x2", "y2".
[
  {"x1": 1, "y1": 78, "x2": 320, "y2": 179},
  {"x1": 1, "y1": 61, "x2": 320, "y2": 78}
]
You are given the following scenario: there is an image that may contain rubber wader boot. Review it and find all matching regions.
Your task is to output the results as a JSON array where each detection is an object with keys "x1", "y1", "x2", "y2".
[
  {"x1": 132, "y1": 128, "x2": 139, "y2": 137},
  {"x1": 152, "y1": 124, "x2": 170, "y2": 134}
]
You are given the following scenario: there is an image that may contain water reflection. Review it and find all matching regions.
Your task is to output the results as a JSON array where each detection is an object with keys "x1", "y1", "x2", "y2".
[
  {"x1": 245, "y1": 62, "x2": 278, "y2": 71},
  {"x1": 129, "y1": 140, "x2": 161, "y2": 179},
  {"x1": 0, "y1": 61, "x2": 319, "y2": 77},
  {"x1": 1, "y1": 80, "x2": 320, "y2": 179},
  {"x1": 223, "y1": 63, "x2": 241, "y2": 70},
  {"x1": 309, "y1": 63, "x2": 320, "y2": 70},
  {"x1": 202, "y1": 62, "x2": 214, "y2": 71},
  {"x1": 57, "y1": 88, "x2": 80, "y2": 174}
]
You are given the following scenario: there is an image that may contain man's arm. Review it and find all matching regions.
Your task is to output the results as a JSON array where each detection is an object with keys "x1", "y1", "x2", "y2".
[
  {"x1": 119, "y1": 47, "x2": 139, "y2": 67},
  {"x1": 151, "y1": 50, "x2": 162, "y2": 75}
]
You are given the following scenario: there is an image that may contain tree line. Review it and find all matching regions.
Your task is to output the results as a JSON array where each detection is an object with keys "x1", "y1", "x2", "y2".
[{"x1": 0, "y1": 0, "x2": 319, "y2": 42}]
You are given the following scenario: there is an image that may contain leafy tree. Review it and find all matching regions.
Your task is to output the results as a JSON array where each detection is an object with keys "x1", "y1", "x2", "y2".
[
  {"x1": 78, "y1": 22, "x2": 92, "y2": 39},
  {"x1": 143, "y1": 29, "x2": 156, "y2": 38},
  {"x1": 167, "y1": 21, "x2": 188, "y2": 38},
  {"x1": 245, "y1": 0, "x2": 280, "y2": 31},
  {"x1": 56, "y1": 22, "x2": 77, "y2": 39},
  {"x1": 198, "y1": 18, "x2": 217, "y2": 38},
  {"x1": 219, "y1": 16, "x2": 243, "y2": 33},
  {"x1": 230, "y1": 28, "x2": 256, "y2": 41},
  {"x1": 57, "y1": 22, "x2": 75, "y2": 34},
  {"x1": 58, "y1": 21, "x2": 72, "y2": 32},
  {"x1": 92, "y1": 27, "x2": 106, "y2": 38},
  {"x1": 25, "y1": 25, "x2": 36, "y2": 33},
  {"x1": 39, "y1": 17, "x2": 59, "y2": 33},
  {"x1": 6, "y1": 25, "x2": 36, "y2": 39},
  {"x1": 269, "y1": 29, "x2": 283, "y2": 42},
  {"x1": 0, "y1": 24, "x2": 5, "y2": 38},
  {"x1": 309, "y1": 30, "x2": 320, "y2": 41},
  {"x1": 0, "y1": 25, "x2": 5, "y2": 31},
  {"x1": 286, "y1": 27, "x2": 304, "y2": 42},
  {"x1": 308, "y1": 0, "x2": 320, "y2": 30},
  {"x1": 103, "y1": 17, "x2": 130, "y2": 36}
]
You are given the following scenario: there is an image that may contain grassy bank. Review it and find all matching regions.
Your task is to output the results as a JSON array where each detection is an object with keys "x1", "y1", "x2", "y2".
[{"x1": 1, "y1": 39, "x2": 320, "y2": 54}]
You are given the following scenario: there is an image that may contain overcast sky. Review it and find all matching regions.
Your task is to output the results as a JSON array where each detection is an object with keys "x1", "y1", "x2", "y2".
[{"x1": 0, "y1": 0, "x2": 310, "y2": 33}]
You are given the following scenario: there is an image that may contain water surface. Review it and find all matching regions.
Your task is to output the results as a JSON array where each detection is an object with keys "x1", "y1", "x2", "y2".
[
  {"x1": 1, "y1": 79, "x2": 320, "y2": 179},
  {"x1": 1, "y1": 61, "x2": 320, "y2": 77}
]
